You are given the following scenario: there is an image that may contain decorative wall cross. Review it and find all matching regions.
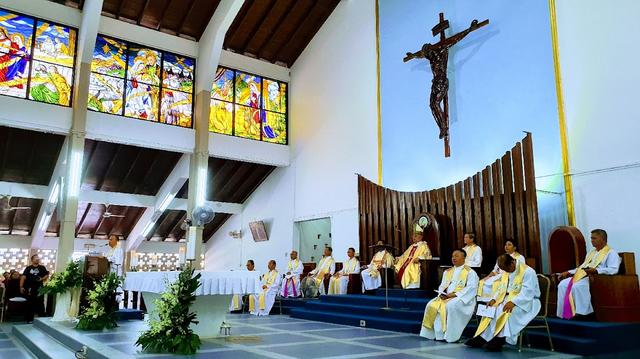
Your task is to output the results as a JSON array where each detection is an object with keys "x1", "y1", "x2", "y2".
[{"x1": 404, "y1": 13, "x2": 488, "y2": 157}]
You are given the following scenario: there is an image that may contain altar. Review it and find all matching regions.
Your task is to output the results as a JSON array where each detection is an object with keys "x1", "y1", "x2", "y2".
[{"x1": 124, "y1": 270, "x2": 262, "y2": 338}]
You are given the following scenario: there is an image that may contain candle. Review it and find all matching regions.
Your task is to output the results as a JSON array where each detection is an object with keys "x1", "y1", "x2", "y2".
[
  {"x1": 130, "y1": 251, "x2": 138, "y2": 268},
  {"x1": 178, "y1": 247, "x2": 186, "y2": 264}
]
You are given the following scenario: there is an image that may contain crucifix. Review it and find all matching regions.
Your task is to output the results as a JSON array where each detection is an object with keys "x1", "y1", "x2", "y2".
[{"x1": 404, "y1": 13, "x2": 489, "y2": 157}]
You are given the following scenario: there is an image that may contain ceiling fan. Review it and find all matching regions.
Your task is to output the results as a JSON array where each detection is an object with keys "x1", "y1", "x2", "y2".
[
  {"x1": 0, "y1": 195, "x2": 30, "y2": 211},
  {"x1": 102, "y1": 204, "x2": 125, "y2": 218}
]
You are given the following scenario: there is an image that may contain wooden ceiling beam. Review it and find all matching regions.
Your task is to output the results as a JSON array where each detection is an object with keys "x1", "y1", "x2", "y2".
[
  {"x1": 132, "y1": 151, "x2": 159, "y2": 195},
  {"x1": 272, "y1": 0, "x2": 323, "y2": 64},
  {"x1": 81, "y1": 140, "x2": 99, "y2": 187},
  {"x1": 156, "y1": 0, "x2": 173, "y2": 30},
  {"x1": 92, "y1": 205, "x2": 108, "y2": 239},
  {"x1": 75, "y1": 203, "x2": 92, "y2": 237},
  {"x1": 256, "y1": 0, "x2": 299, "y2": 60},
  {"x1": 166, "y1": 211, "x2": 186, "y2": 242},
  {"x1": 0, "y1": 129, "x2": 12, "y2": 178},
  {"x1": 96, "y1": 143, "x2": 123, "y2": 192},
  {"x1": 177, "y1": 0, "x2": 198, "y2": 36},
  {"x1": 244, "y1": 0, "x2": 292, "y2": 54},
  {"x1": 8, "y1": 197, "x2": 19, "y2": 235},
  {"x1": 22, "y1": 138, "x2": 38, "y2": 183},
  {"x1": 215, "y1": 162, "x2": 254, "y2": 202},
  {"x1": 116, "y1": 148, "x2": 143, "y2": 193},
  {"x1": 137, "y1": 0, "x2": 151, "y2": 25},
  {"x1": 196, "y1": 0, "x2": 221, "y2": 41},
  {"x1": 116, "y1": 0, "x2": 126, "y2": 19},
  {"x1": 238, "y1": 0, "x2": 276, "y2": 52},
  {"x1": 224, "y1": 0, "x2": 254, "y2": 48}
]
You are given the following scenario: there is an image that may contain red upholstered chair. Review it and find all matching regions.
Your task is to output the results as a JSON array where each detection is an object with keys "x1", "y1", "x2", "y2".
[
  {"x1": 548, "y1": 226, "x2": 587, "y2": 273},
  {"x1": 324, "y1": 262, "x2": 343, "y2": 293},
  {"x1": 299, "y1": 262, "x2": 317, "y2": 281}
]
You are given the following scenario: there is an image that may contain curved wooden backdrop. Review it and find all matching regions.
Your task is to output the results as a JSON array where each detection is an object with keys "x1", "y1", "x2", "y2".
[{"x1": 358, "y1": 133, "x2": 541, "y2": 272}]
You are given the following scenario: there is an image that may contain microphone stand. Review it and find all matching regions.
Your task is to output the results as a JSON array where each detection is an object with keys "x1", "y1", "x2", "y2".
[{"x1": 382, "y1": 267, "x2": 391, "y2": 311}]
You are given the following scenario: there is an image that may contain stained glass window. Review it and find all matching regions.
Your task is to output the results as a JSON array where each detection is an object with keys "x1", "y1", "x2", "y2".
[
  {"x1": 88, "y1": 34, "x2": 194, "y2": 128},
  {"x1": 0, "y1": 8, "x2": 76, "y2": 106},
  {"x1": 209, "y1": 66, "x2": 288, "y2": 145}
]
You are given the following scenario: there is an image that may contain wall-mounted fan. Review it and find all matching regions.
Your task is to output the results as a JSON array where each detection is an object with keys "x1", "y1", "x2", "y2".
[
  {"x1": 0, "y1": 195, "x2": 30, "y2": 211},
  {"x1": 102, "y1": 204, "x2": 125, "y2": 218}
]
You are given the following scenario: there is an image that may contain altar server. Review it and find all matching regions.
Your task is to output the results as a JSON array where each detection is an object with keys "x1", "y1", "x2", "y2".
[
  {"x1": 229, "y1": 260, "x2": 258, "y2": 312},
  {"x1": 478, "y1": 239, "x2": 525, "y2": 297},
  {"x1": 328, "y1": 247, "x2": 361, "y2": 295},
  {"x1": 462, "y1": 233, "x2": 483, "y2": 268},
  {"x1": 467, "y1": 253, "x2": 540, "y2": 351},
  {"x1": 420, "y1": 249, "x2": 478, "y2": 343},
  {"x1": 250, "y1": 260, "x2": 282, "y2": 316},
  {"x1": 281, "y1": 251, "x2": 303, "y2": 298},
  {"x1": 301, "y1": 247, "x2": 335, "y2": 296},
  {"x1": 361, "y1": 241, "x2": 395, "y2": 292},
  {"x1": 556, "y1": 229, "x2": 620, "y2": 319},
  {"x1": 395, "y1": 224, "x2": 432, "y2": 289}
]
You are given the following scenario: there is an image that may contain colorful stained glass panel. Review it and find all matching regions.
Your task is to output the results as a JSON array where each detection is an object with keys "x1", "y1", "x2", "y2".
[
  {"x1": 0, "y1": 10, "x2": 35, "y2": 56},
  {"x1": 125, "y1": 81, "x2": 159, "y2": 121},
  {"x1": 212, "y1": 67, "x2": 233, "y2": 102},
  {"x1": 92, "y1": 35, "x2": 126, "y2": 78},
  {"x1": 161, "y1": 89, "x2": 192, "y2": 127},
  {"x1": 162, "y1": 53, "x2": 194, "y2": 93},
  {"x1": 127, "y1": 47, "x2": 160, "y2": 86},
  {"x1": 88, "y1": 73, "x2": 124, "y2": 115},
  {"x1": 0, "y1": 54, "x2": 29, "y2": 98},
  {"x1": 263, "y1": 111, "x2": 287, "y2": 144},
  {"x1": 29, "y1": 61, "x2": 73, "y2": 106},
  {"x1": 209, "y1": 99, "x2": 232, "y2": 135},
  {"x1": 235, "y1": 72, "x2": 261, "y2": 108},
  {"x1": 33, "y1": 21, "x2": 76, "y2": 67},
  {"x1": 263, "y1": 79, "x2": 286, "y2": 113},
  {"x1": 234, "y1": 104, "x2": 261, "y2": 140}
]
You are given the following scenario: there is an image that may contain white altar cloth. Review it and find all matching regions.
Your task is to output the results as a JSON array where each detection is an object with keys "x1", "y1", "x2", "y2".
[
  {"x1": 124, "y1": 271, "x2": 262, "y2": 338},
  {"x1": 124, "y1": 270, "x2": 262, "y2": 295}
]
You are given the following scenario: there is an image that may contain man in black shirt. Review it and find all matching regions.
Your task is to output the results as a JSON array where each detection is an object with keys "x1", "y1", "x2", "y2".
[{"x1": 20, "y1": 254, "x2": 49, "y2": 323}]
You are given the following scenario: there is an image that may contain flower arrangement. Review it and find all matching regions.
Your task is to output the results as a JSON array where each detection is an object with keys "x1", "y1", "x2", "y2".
[
  {"x1": 136, "y1": 266, "x2": 202, "y2": 355},
  {"x1": 39, "y1": 260, "x2": 83, "y2": 296},
  {"x1": 76, "y1": 273, "x2": 122, "y2": 330}
]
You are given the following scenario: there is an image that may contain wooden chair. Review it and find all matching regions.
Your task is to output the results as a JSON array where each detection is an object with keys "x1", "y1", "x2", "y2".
[
  {"x1": 518, "y1": 274, "x2": 554, "y2": 352},
  {"x1": 590, "y1": 252, "x2": 640, "y2": 322},
  {"x1": 419, "y1": 258, "x2": 442, "y2": 291}
]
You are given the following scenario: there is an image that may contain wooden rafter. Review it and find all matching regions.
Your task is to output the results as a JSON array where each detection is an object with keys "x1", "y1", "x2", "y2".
[
  {"x1": 177, "y1": 0, "x2": 198, "y2": 36},
  {"x1": 137, "y1": 0, "x2": 151, "y2": 25}
]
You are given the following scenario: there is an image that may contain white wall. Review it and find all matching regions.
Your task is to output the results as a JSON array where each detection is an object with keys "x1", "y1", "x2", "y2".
[
  {"x1": 556, "y1": 0, "x2": 640, "y2": 269},
  {"x1": 205, "y1": 0, "x2": 378, "y2": 270}
]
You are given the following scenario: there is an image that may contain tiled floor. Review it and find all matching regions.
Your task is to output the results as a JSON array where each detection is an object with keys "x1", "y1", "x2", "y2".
[
  {"x1": 0, "y1": 324, "x2": 36, "y2": 359},
  {"x1": 0, "y1": 314, "x2": 582, "y2": 358},
  {"x1": 77, "y1": 314, "x2": 580, "y2": 358}
]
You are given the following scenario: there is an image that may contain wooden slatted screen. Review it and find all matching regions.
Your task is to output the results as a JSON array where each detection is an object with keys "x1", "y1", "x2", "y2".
[{"x1": 358, "y1": 134, "x2": 541, "y2": 272}]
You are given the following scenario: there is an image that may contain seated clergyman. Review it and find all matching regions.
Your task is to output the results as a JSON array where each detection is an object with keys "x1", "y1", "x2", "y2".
[
  {"x1": 477, "y1": 239, "x2": 525, "y2": 297},
  {"x1": 301, "y1": 247, "x2": 335, "y2": 297},
  {"x1": 395, "y1": 224, "x2": 432, "y2": 289},
  {"x1": 229, "y1": 259, "x2": 258, "y2": 312},
  {"x1": 250, "y1": 260, "x2": 282, "y2": 316},
  {"x1": 328, "y1": 247, "x2": 361, "y2": 295},
  {"x1": 467, "y1": 254, "x2": 540, "y2": 352},
  {"x1": 361, "y1": 241, "x2": 395, "y2": 292},
  {"x1": 280, "y1": 251, "x2": 303, "y2": 298},
  {"x1": 462, "y1": 232, "x2": 483, "y2": 268},
  {"x1": 556, "y1": 229, "x2": 620, "y2": 319},
  {"x1": 420, "y1": 249, "x2": 478, "y2": 343}
]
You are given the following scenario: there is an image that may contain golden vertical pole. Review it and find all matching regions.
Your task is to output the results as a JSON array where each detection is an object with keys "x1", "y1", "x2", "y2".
[
  {"x1": 549, "y1": 0, "x2": 576, "y2": 226},
  {"x1": 375, "y1": 0, "x2": 383, "y2": 185}
]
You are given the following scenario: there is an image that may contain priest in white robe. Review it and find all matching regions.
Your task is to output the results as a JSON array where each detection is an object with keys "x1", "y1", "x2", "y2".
[
  {"x1": 229, "y1": 259, "x2": 258, "y2": 312},
  {"x1": 250, "y1": 260, "x2": 282, "y2": 316},
  {"x1": 301, "y1": 246, "x2": 335, "y2": 296},
  {"x1": 467, "y1": 253, "x2": 540, "y2": 352},
  {"x1": 462, "y1": 233, "x2": 482, "y2": 268},
  {"x1": 361, "y1": 241, "x2": 395, "y2": 292},
  {"x1": 556, "y1": 229, "x2": 620, "y2": 319},
  {"x1": 420, "y1": 249, "x2": 479, "y2": 343},
  {"x1": 281, "y1": 251, "x2": 303, "y2": 298},
  {"x1": 104, "y1": 235, "x2": 124, "y2": 275},
  {"x1": 328, "y1": 248, "x2": 361, "y2": 295},
  {"x1": 478, "y1": 239, "x2": 525, "y2": 298}
]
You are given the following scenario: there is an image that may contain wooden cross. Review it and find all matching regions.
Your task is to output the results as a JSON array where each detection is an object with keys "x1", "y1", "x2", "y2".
[{"x1": 404, "y1": 13, "x2": 489, "y2": 157}]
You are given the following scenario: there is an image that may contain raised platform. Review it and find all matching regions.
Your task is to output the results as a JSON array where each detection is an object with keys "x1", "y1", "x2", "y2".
[{"x1": 287, "y1": 288, "x2": 640, "y2": 356}]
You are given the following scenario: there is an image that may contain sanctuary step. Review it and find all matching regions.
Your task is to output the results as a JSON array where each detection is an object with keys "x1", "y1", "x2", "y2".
[
  {"x1": 288, "y1": 289, "x2": 640, "y2": 356},
  {"x1": 115, "y1": 308, "x2": 144, "y2": 321},
  {"x1": 13, "y1": 324, "x2": 77, "y2": 359},
  {"x1": 13, "y1": 318, "x2": 142, "y2": 359}
]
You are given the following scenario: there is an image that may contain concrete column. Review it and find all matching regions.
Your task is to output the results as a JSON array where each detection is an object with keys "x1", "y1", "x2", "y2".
[{"x1": 56, "y1": 0, "x2": 103, "y2": 271}]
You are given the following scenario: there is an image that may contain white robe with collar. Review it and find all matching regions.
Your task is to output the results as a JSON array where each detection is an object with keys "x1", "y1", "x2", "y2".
[
  {"x1": 420, "y1": 265, "x2": 479, "y2": 343},
  {"x1": 328, "y1": 257, "x2": 361, "y2": 295},
  {"x1": 479, "y1": 265, "x2": 540, "y2": 344},
  {"x1": 557, "y1": 248, "x2": 620, "y2": 317},
  {"x1": 280, "y1": 259, "x2": 304, "y2": 298}
]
